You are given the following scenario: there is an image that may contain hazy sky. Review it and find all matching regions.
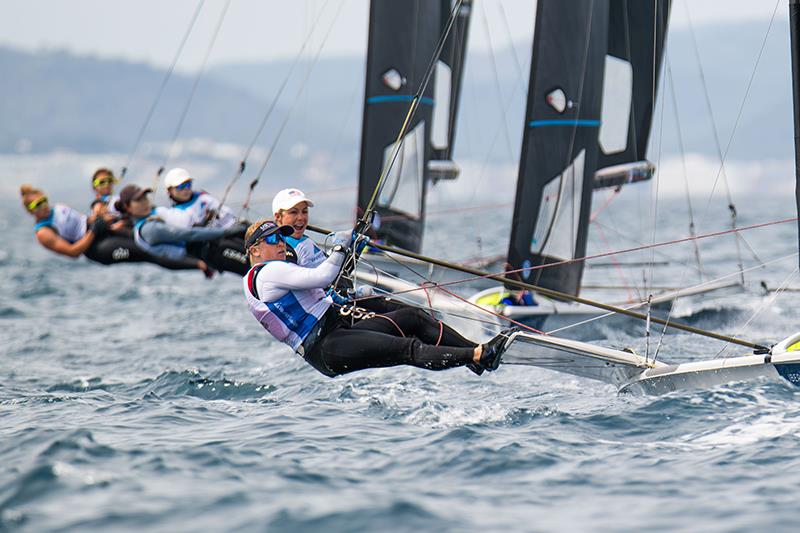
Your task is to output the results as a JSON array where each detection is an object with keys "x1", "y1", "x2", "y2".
[{"x1": 0, "y1": 0, "x2": 787, "y2": 71}]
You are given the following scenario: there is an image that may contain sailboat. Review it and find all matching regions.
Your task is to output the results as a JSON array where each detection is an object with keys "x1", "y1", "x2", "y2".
[
  {"x1": 347, "y1": 0, "x2": 740, "y2": 338},
  {"x1": 494, "y1": 0, "x2": 800, "y2": 394}
]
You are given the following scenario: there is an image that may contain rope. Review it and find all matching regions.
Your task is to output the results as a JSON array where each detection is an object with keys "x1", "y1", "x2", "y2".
[
  {"x1": 216, "y1": 0, "x2": 332, "y2": 214},
  {"x1": 238, "y1": 0, "x2": 345, "y2": 217},
  {"x1": 121, "y1": 0, "x2": 205, "y2": 181},
  {"x1": 546, "y1": 251, "x2": 798, "y2": 336},
  {"x1": 351, "y1": 216, "x2": 800, "y2": 296},
  {"x1": 667, "y1": 59, "x2": 704, "y2": 280},
  {"x1": 153, "y1": 0, "x2": 231, "y2": 196},
  {"x1": 360, "y1": 0, "x2": 465, "y2": 222}
]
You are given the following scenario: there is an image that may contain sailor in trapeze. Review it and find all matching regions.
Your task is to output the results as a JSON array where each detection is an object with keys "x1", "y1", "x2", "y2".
[{"x1": 242, "y1": 219, "x2": 511, "y2": 377}]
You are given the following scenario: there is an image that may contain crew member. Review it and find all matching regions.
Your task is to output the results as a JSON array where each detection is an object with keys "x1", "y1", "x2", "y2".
[
  {"x1": 90, "y1": 167, "x2": 122, "y2": 218},
  {"x1": 272, "y1": 188, "x2": 326, "y2": 267},
  {"x1": 163, "y1": 167, "x2": 238, "y2": 228},
  {"x1": 243, "y1": 219, "x2": 511, "y2": 377},
  {"x1": 117, "y1": 184, "x2": 247, "y2": 275},
  {"x1": 21, "y1": 184, "x2": 212, "y2": 274}
]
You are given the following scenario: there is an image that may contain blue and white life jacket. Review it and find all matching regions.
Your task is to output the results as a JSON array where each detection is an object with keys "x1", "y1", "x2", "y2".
[
  {"x1": 243, "y1": 262, "x2": 333, "y2": 352},
  {"x1": 132, "y1": 209, "x2": 187, "y2": 260},
  {"x1": 172, "y1": 191, "x2": 237, "y2": 229},
  {"x1": 285, "y1": 235, "x2": 327, "y2": 268},
  {"x1": 34, "y1": 204, "x2": 87, "y2": 243}
]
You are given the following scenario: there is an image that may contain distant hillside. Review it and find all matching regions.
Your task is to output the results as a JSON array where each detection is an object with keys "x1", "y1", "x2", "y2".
[{"x1": 0, "y1": 18, "x2": 794, "y2": 162}]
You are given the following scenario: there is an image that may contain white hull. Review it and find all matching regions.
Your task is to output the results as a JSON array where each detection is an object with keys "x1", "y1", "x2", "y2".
[{"x1": 503, "y1": 331, "x2": 800, "y2": 395}]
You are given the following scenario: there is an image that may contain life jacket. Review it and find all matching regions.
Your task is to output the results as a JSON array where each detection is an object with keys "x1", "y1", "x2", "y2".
[
  {"x1": 243, "y1": 262, "x2": 332, "y2": 352},
  {"x1": 92, "y1": 194, "x2": 121, "y2": 218},
  {"x1": 132, "y1": 209, "x2": 187, "y2": 260},
  {"x1": 35, "y1": 204, "x2": 87, "y2": 243},
  {"x1": 285, "y1": 235, "x2": 327, "y2": 268},
  {"x1": 172, "y1": 191, "x2": 237, "y2": 229}
]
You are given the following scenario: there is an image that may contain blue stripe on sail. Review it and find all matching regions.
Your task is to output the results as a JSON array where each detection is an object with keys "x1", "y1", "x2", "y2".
[
  {"x1": 367, "y1": 95, "x2": 434, "y2": 106},
  {"x1": 528, "y1": 119, "x2": 601, "y2": 128}
]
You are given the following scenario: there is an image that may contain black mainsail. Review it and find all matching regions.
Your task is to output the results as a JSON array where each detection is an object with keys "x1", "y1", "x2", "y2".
[
  {"x1": 506, "y1": 0, "x2": 610, "y2": 297},
  {"x1": 594, "y1": 0, "x2": 671, "y2": 188},
  {"x1": 357, "y1": 0, "x2": 470, "y2": 252}
]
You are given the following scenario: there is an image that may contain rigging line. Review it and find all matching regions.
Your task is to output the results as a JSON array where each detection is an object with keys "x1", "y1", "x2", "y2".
[
  {"x1": 310, "y1": 215, "x2": 798, "y2": 298},
  {"x1": 239, "y1": 0, "x2": 345, "y2": 215},
  {"x1": 546, "y1": 251, "x2": 800, "y2": 336},
  {"x1": 377, "y1": 244, "x2": 546, "y2": 335},
  {"x1": 648, "y1": 31, "x2": 669, "y2": 304},
  {"x1": 306, "y1": 225, "x2": 769, "y2": 349},
  {"x1": 480, "y1": 2, "x2": 516, "y2": 161},
  {"x1": 216, "y1": 0, "x2": 332, "y2": 213},
  {"x1": 154, "y1": 0, "x2": 232, "y2": 190},
  {"x1": 495, "y1": 1, "x2": 527, "y2": 93},
  {"x1": 361, "y1": 0, "x2": 465, "y2": 223},
  {"x1": 690, "y1": 0, "x2": 780, "y2": 214},
  {"x1": 714, "y1": 268, "x2": 799, "y2": 360},
  {"x1": 591, "y1": 218, "x2": 704, "y2": 275},
  {"x1": 358, "y1": 256, "x2": 512, "y2": 330},
  {"x1": 121, "y1": 0, "x2": 205, "y2": 181},
  {"x1": 667, "y1": 58, "x2": 704, "y2": 280}
]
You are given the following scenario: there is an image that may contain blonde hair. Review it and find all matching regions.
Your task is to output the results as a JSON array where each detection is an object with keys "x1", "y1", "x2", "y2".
[
  {"x1": 20, "y1": 184, "x2": 45, "y2": 207},
  {"x1": 245, "y1": 218, "x2": 271, "y2": 265}
]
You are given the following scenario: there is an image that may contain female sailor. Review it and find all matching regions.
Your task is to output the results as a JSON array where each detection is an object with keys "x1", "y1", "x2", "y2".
[
  {"x1": 243, "y1": 219, "x2": 509, "y2": 377},
  {"x1": 90, "y1": 168, "x2": 122, "y2": 217},
  {"x1": 272, "y1": 188, "x2": 326, "y2": 267},
  {"x1": 20, "y1": 184, "x2": 207, "y2": 273},
  {"x1": 116, "y1": 184, "x2": 247, "y2": 275},
  {"x1": 163, "y1": 167, "x2": 238, "y2": 229}
]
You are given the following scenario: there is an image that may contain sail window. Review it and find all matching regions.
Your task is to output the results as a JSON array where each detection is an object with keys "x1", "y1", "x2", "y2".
[
  {"x1": 431, "y1": 60, "x2": 451, "y2": 150},
  {"x1": 378, "y1": 121, "x2": 425, "y2": 219},
  {"x1": 598, "y1": 55, "x2": 633, "y2": 154},
  {"x1": 531, "y1": 150, "x2": 585, "y2": 261}
]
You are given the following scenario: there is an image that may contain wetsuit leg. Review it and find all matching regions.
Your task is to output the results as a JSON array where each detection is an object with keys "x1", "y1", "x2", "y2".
[
  {"x1": 310, "y1": 325, "x2": 475, "y2": 376},
  {"x1": 85, "y1": 235, "x2": 199, "y2": 270},
  {"x1": 353, "y1": 306, "x2": 477, "y2": 348},
  {"x1": 187, "y1": 237, "x2": 249, "y2": 276}
]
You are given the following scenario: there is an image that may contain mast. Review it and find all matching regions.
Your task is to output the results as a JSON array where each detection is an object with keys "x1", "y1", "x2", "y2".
[
  {"x1": 506, "y1": 0, "x2": 610, "y2": 297},
  {"x1": 358, "y1": 0, "x2": 468, "y2": 253},
  {"x1": 791, "y1": 0, "x2": 800, "y2": 265}
]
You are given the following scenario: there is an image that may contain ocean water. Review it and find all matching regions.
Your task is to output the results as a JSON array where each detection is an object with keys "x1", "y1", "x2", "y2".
[{"x1": 2, "y1": 183, "x2": 800, "y2": 532}]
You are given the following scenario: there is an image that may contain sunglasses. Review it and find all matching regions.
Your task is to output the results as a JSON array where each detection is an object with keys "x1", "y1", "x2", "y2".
[
  {"x1": 27, "y1": 196, "x2": 48, "y2": 211},
  {"x1": 93, "y1": 176, "x2": 115, "y2": 188},
  {"x1": 249, "y1": 232, "x2": 285, "y2": 252},
  {"x1": 174, "y1": 180, "x2": 193, "y2": 191}
]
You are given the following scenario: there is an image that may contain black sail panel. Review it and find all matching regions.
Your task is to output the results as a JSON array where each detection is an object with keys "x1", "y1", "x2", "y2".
[
  {"x1": 357, "y1": 0, "x2": 443, "y2": 253},
  {"x1": 597, "y1": 0, "x2": 671, "y2": 170},
  {"x1": 506, "y1": 0, "x2": 609, "y2": 297},
  {"x1": 431, "y1": 0, "x2": 472, "y2": 163}
]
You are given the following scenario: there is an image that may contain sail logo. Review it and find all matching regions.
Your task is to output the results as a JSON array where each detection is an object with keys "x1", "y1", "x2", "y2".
[
  {"x1": 382, "y1": 69, "x2": 406, "y2": 91},
  {"x1": 112, "y1": 247, "x2": 130, "y2": 261},
  {"x1": 546, "y1": 88, "x2": 572, "y2": 113}
]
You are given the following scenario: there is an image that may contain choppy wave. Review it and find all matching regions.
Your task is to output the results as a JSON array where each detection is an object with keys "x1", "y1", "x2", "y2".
[{"x1": 3, "y1": 193, "x2": 800, "y2": 532}]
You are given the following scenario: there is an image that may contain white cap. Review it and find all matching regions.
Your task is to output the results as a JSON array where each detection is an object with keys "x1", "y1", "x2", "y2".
[
  {"x1": 163, "y1": 167, "x2": 192, "y2": 189},
  {"x1": 272, "y1": 188, "x2": 314, "y2": 214}
]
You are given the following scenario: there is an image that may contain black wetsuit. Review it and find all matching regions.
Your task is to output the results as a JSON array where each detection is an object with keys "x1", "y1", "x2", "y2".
[
  {"x1": 303, "y1": 302, "x2": 477, "y2": 377},
  {"x1": 84, "y1": 234, "x2": 200, "y2": 270}
]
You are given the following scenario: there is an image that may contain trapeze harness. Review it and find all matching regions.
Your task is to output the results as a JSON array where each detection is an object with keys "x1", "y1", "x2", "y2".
[
  {"x1": 243, "y1": 252, "x2": 477, "y2": 377},
  {"x1": 285, "y1": 235, "x2": 327, "y2": 268},
  {"x1": 171, "y1": 191, "x2": 238, "y2": 229},
  {"x1": 34, "y1": 204, "x2": 87, "y2": 243}
]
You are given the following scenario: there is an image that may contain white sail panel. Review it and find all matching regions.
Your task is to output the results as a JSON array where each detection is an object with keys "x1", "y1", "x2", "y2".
[
  {"x1": 599, "y1": 55, "x2": 633, "y2": 155},
  {"x1": 531, "y1": 150, "x2": 585, "y2": 260},
  {"x1": 378, "y1": 121, "x2": 425, "y2": 218},
  {"x1": 432, "y1": 61, "x2": 451, "y2": 151}
]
